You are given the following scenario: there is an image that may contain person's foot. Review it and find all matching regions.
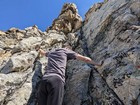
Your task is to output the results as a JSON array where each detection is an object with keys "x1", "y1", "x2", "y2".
[{"x1": 95, "y1": 60, "x2": 104, "y2": 69}]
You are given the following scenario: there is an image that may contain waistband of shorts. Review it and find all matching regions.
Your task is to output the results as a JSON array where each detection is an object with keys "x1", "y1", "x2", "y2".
[{"x1": 43, "y1": 73, "x2": 65, "y2": 83}]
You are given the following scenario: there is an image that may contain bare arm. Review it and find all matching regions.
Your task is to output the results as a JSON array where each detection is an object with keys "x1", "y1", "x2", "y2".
[
  {"x1": 38, "y1": 49, "x2": 46, "y2": 56},
  {"x1": 129, "y1": 25, "x2": 140, "y2": 30},
  {"x1": 35, "y1": 45, "x2": 47, "y2": 56},
  {"x1": 75, "y1": 54, "x2": 102, "y2": 66}
]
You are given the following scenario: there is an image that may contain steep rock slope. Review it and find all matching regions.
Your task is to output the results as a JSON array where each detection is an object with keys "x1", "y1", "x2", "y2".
[
  {"x1": 0, "y1": 3, "x2": 82, "y2": 105},
  {"x1": 0, "y1": 0, "x2": 140, "y2": 105},
  {"x1": 64, "y1": 0, "x2": 140, "y2": 105}
]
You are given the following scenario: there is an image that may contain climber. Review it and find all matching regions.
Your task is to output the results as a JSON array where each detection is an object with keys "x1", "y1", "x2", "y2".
[{"x1": 35, "y1": 43, "x2": 103, "y2": 105}]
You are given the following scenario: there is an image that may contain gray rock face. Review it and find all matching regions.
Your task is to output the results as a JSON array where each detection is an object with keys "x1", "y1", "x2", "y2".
[
  {"x1": 0, "y1": 25, "x2": 67, "y2": 105},
  {"x1": 0, "y1": 0, "x2": 140, "y2": 105},
  {"x1": 1, "y1": 51, "x2": 37, "y2": 74},
  {"x1": 64, "y1": 59, "x2": 91, "y2": 105},
  {"x1": 80, "y1": 0, "x2": 140, "y2": 105}
]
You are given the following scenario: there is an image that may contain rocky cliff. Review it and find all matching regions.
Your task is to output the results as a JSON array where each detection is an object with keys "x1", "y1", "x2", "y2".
[{"x1": 0, "y1": 0, "x2": 140, "y2": 105}]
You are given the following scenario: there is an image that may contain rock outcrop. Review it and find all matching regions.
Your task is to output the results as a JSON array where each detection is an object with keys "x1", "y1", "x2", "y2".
[
  {"x1": 46, "y1": 3, "x2": 82, "y2": 34},
  {"x1": 80, "y1": 0, "x2": 140, "y2": 104},
  {"x1": 0, "y1": 0, "x2": 140, "y2": 105},
  {"x1": 0, "y1": 25, "x2": 67, "y2": 105}
]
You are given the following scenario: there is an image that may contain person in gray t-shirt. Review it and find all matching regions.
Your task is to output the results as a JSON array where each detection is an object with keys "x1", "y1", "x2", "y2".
[{"x1": 35, "y1": 43, "x2": 103, "y2": 105}]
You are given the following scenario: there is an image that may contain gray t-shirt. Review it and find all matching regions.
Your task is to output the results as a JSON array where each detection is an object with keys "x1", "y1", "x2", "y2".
[{"x1": 44, "y1": 48, "x2": 77, "y2": 82}]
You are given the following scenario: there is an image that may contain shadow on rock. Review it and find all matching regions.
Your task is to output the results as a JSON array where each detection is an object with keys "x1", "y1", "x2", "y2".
[{"x1": 27, "y1": 61, "x2": 43, "y2": 105}]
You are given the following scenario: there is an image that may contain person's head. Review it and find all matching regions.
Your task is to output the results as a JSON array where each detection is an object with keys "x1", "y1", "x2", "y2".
[{"x1": 62, "y1": 42, "x2": 72, "y2": 49}]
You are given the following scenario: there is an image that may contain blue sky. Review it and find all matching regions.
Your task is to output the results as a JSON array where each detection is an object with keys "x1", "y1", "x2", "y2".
[{"x1": 0, "y1": 0, "x2": 103, "y2": 31}]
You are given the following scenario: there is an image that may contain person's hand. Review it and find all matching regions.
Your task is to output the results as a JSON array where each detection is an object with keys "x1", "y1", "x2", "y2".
[
  {"x1": 129, "y1": 25, "x2": 140, "y2": 30},
  {"x1": 35, "y1": 47, "x2": 46, "y2": 56},
  {"x1": 100, "y1": 60, "x2": 104, "y2": 66},
  {"x1": 95, "y1": 60, "x2": 104, "y2": 69}
]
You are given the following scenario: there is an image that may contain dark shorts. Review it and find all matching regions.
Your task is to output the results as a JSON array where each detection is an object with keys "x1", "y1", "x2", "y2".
[{"x1": 37, "y1": 75, "x2": 64, "y2": 105}]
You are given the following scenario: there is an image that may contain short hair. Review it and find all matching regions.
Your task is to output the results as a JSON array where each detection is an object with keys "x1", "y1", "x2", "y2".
[{"x1": 62, "y1": 42, "x2": 71, "y2": 48}]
